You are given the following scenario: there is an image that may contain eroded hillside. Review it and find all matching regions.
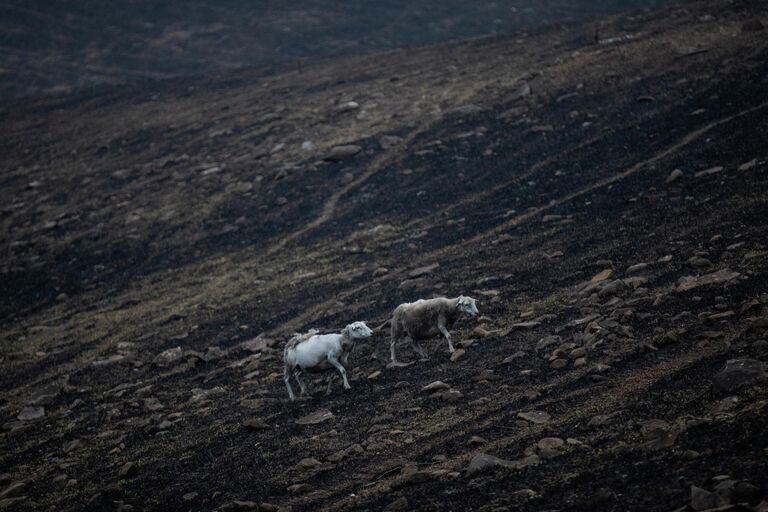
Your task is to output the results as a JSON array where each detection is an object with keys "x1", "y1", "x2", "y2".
[{"x1": 1, "y1": 1, "x2": 767, "y2": 511}]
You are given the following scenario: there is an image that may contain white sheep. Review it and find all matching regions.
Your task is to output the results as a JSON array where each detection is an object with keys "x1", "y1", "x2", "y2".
[
  {"x1": 387, "y1": 295, "x2": 479, "y2": 365},
  {"x1": 283, "y1": 321, "x2": 373, "y2": 400}
]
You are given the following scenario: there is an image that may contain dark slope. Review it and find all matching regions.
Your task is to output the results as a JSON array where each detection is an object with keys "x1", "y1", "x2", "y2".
[
  {"x1": 0, "y1": 0, "x2": 671, "y2": 98},
  {"x1": 1, "y1": 1, "x2": 768, "y2": 511}
]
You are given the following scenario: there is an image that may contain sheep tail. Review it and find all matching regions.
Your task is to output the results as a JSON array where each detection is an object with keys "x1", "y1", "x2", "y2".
[{"x1": 284, "y1": 328, "x2": 319, "y2": 356}]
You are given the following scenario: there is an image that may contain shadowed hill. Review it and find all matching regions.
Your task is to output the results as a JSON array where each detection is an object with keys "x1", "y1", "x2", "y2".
[
  {"x1": 1, "y1": 1, "x2": 768, "y2": 510},
  {"x1": 0, "y1": 0, "x2": 670, "y2": 98}
]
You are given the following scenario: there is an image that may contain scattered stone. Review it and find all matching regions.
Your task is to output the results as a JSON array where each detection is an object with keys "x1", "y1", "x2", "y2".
[
  {"x1": 373, "y1": 267, "x2": 389, "y2": 277},
  {"x1": 503, "y1": 350, "x2": 527, "y2": 363},
  {"x1": 599, "y1": 279, "x2": 628, "y2": 298},
  {"x1": 296, "y1": 409, "x2": 335, "y2": 425},
  {"x1": 712, "y1": 358, "x2": 767, "y2": 395},
  {"x1": 466, "y1": 453, "x2": 539, "y2": 475},
  {"x1": 591, "y1": 269, "x2": 613, "y2": 282},
  {"x1": 450, "y1": 349, "x2": 466, "y2": 362},
  {"x1": 63, "y1": 439, "x2": 82, "y2": 453},
  {"x1": 472, "y1": 326, "x2": 491, "y2": 338},
  {"x1": 17, "y1": 406, "x2": 44, "y2": 421},
  {"x1": 549, "y1": 358, "x2": 567, "y2": 369},
  {"x1": 152, "y1": 347, "x2": 183, "y2": 367},
  {"x1": 536, "y1": 335, "x2": 561, "y2": 351},
  {"x1": 694, "y1": 166, "x2": 724, "y2": 178},
  {"x1": 336, "y1": 101, "x2": 359, "y2": 113},
  {"x1": 243, "y1": 418, "x2": 269, "y2": 430},
  {"x1": 287, "y1": 483, "x2": 312, "y2": 495},
  {"x1": 626, "y1": 263, "x2": 649, "y2": 274},
  {"x1": 676, "y1": 269, "x2": 741, "y2": 292},
  {"x1": 118, "y1": 462, "x2": 137, "y2": 479},
  {"x1": 738, "y1": 158, "x2": 758, "y2": 172},
  {"x1": 408, "y1": 263, "x2": 439, "y2": 278},
  {"x1": 687, "y1": 256, "x2": 713, "y2": 269},
  {"x1": 690, "y1": 485, "x2": 727, "y2": 511},
  {"x1": 570, "y1": 347, "x2": 586, "y2": 359},
  {"x1": 368, "y1": 370, "x2": 382, "y2": 380},
  {"x1": 182, "y1": 492, "x2": 198, "y2": 501},
  {"x1": 421, "y1": 381, "x2": 451, "y2": 393},
  {"x1": 517, "y1": 411, "x2": 551, "y2": 424},
  {"x1": 324, "y1": 145, "x2": 362, "y2": 162},
  {"x1": 537, "y1": 437, "x2": 564, "y2": 450},
  {"x1": 451, "y1": 104, "x2": 483, "y2": 116},
  {"x1": 0, "y1": 482, "x2": 25, "y2": 499},
  {"x1": 296, "y1": 458, "x2": 322, "y2": 470},
  {"x1": 467, "y1": 435, "x2": 487, "y2": 446},
  {"x1": 510, "y1": 321, "x2": 541, "y2": 330},
  {"x1": 219, "y1": 500, "x2": 258, "y2": 511},
  {"x1": 666, "y1": 169, "x2": 684, "y2": 183}
]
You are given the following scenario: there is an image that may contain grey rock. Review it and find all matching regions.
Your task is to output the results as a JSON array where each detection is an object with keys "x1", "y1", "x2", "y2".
[
  {"x1": 466, "y1": 453, "x2": 539, "y2": 475},
  {"x1": 152, "y1": 347, "x2": 183, "y2": 367},
  {"x1": 712, "y1": 359, "x2": 767, "y2": 395},
  {"x1": 296, "y1": 409, "x2": 334, "y2": 425},
  {"x1": 517, "y1": 411, "x2": 551, "y2": 424},
  {"x1": 17, "y1": 406, "x2": 44, "y2": 421},
  {"x1": 324, "y1": 145, "x2": 362, "y2": 162},
  {"x1": 690, "y1": 485, "x2": 727, "y2": 511},
  {"x1": 0, "y1": 482, "x2": 25, "y2": 499}
]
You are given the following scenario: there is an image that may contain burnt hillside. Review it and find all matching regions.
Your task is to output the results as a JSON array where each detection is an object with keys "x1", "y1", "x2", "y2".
[
  {"x1": 0, "y1": 0, "x2": 669, "y2": 98},
  {"x1": 1, "y1": 1, "x2": 768, "y2": 511}
]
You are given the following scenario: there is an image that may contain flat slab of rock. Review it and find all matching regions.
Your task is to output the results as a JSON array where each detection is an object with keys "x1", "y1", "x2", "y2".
[
  {"x1": 17, "y1": 406, "x2": 45, "y2": 421},
  {"x1": 324, "y1": 145, "x2": 362, "y2": 162},
  {"x1": 509, "y1": 321, "x2": 541, "y2": 330},
  {"x1": 676, "y1": 269, "x2": 741, "y2": 292},
  {"x1": 296, "y1": 409, "x2": 335, "y2": 425},
  {"x1": 421, "y1": 381, "x2": 452, "y2": 394},
  {"x1": 517, "y1": 411, "x2": 551, "y2": 424},
  {"x1": 466, "y1": 453, "x2": 540, "y2": 475},
  {"x1": 591, "y1": 269, "x2": 613, "y2": 282},
  {"x1": 712, "y1": 359, "x2": 767, "y2": 395},
  {"x1": 152, "y1": 347, "x2": 183, "y2": 366},
  {"x1": 408, "y1": 263, "x2": 439, "y2": 278}
]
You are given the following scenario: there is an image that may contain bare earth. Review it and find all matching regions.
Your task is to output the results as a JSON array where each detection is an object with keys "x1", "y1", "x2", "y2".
[{"x1": 1, "y1": 1, "x2": 767, "y2": 510}]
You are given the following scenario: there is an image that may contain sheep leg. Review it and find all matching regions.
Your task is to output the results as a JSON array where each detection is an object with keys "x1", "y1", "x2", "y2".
[
  {"x1": 438, "y1": 324, "x2": 455, "y2": 353},
  {"x1": 387, "y1": 336, "x2": 414, "y2": 367},
  {"x1": 294, "y1": 370, "x2": 308, "y2": 395},
  {"x1": 390, "y1": 336, "x2": 399, "y2": 364},
  {"x1": 284, "y1": 368, "x2": 296, "y2": 401},
  {"x1": 328, "y1": 356, "x2": 351, "y2": 390}
]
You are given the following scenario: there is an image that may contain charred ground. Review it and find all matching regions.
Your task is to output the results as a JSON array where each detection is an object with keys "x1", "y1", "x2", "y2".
[{"x1": 1, "y1": 1, "x2": 768, "y2": 511}]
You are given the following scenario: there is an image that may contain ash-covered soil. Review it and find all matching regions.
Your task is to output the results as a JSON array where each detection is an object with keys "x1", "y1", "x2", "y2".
[
  {"x1": 0, "y1": 0, "x2": 667, "y2": 99},
  {"x1": 1, "y1": 1, "x2": 768, "y2": 511}
]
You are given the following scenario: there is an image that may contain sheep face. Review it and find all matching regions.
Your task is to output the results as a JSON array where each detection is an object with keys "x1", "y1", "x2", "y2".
[
  {"x1": 347, "y1": 321, "x2": 374, "y2": 339},
  {"x1": 457, "y1": 296, "x2": 479, "y2": 317}
]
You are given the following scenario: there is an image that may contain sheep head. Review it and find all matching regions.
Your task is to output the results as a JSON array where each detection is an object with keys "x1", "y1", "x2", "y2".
[
  {"x1": 457, "y1": 295, "x2": 479, "y2": 317},
  {"x1": 346, "y1": 321, "x2": 374, "y2": 340}
]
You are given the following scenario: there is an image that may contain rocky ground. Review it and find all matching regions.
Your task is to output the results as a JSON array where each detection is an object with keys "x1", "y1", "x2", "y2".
[{"x1": 1, "y1": 0, "x2": 768, "y2": 510}]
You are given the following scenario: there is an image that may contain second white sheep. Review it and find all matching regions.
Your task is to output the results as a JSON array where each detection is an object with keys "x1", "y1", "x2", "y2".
[{"x1": 283, "y1": 321, "x2": 373, "y2": 400}]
